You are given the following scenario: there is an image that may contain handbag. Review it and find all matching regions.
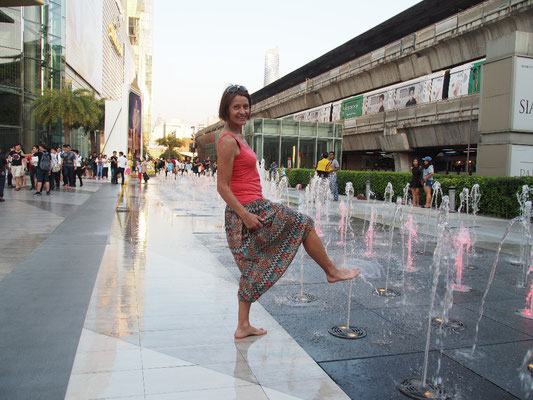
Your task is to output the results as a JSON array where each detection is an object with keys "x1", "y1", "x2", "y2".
[{"x1": 143, "y1": 172, "x2": 149, "y2": 181}]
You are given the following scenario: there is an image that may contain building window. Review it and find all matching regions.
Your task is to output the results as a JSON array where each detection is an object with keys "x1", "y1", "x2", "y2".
[{"x1": 128, "y1": 17, "x2": 139, "y2": 45}]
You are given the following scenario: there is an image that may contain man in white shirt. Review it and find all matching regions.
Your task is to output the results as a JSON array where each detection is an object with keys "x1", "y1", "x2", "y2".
[
  {"x1": 328, "y1": 151, "x2": 340, "y2": 201},
  {"x1": 117, "y1": 151, "x2": 128, "y2": 185}
]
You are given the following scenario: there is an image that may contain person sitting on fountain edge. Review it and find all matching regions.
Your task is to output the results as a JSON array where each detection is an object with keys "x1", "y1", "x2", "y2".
[
  {"x1": 216, "y1": 84, "x2": 360, "y2": 339},
  {"x1": 316, "y1": 152, "x2": 331, "y2": 179}
]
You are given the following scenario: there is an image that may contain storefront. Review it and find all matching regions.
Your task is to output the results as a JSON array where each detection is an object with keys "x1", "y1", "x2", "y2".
[{"x1": 238, "y1": 118, "x2": 343, "y2": 169}]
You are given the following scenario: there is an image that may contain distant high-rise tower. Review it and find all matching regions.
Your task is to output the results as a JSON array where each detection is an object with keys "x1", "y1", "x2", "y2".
[{"x1": 264, "y1": 47, "x2": 279, "y2": 87}]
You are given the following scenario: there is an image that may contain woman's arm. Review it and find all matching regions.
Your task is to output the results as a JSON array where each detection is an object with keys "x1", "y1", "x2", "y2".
[
  {"x1": 217, "y1": 136, "x2": 263, "y2": 230},
  {"x1": 424, "y1": 166, "x2": 434, "y2": 181}
]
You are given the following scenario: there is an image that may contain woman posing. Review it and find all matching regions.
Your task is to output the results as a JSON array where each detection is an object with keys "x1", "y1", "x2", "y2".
[
  {"x1": 410, "y1": 158, "x2": 423, "y2": 207},
  {"x1": 216, "y1": 85, "x2": 360, "y2": 339},
  {"x1": 421, "y1": 156, "x2": 435, "y2": 208}
]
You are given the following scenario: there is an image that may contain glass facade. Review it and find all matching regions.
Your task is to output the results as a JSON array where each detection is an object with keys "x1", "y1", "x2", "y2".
[
  {"x1": 0, "y1": 1, "x2": 65, "y2": 152},
  {"x1": 239, "y1": 118, "x2": 343, "y2": 169}
]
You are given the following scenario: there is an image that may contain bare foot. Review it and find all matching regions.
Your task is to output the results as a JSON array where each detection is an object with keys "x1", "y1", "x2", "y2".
[
  {"x1": 326, "y1": 267, "x2": 360, "y2": 283},
  {"x1": 234, "y1": 325, "x2": 267, "y2": 339}
]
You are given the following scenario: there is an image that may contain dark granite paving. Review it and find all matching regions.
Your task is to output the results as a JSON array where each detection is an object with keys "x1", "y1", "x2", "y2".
[
  {"x1": 197, "y1": 210, "x2": 532, "y2": 399},
  {"x1": 0, "y1": 184, "x2": 119, "y2": 400}
]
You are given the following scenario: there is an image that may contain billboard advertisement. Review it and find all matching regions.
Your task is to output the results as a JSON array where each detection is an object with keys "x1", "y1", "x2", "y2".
[
  {"x1": 128, "y1": 92, "x2": 142, "y2": 160},
  {"x1": 448, "y1": 63, "x2": 472, "y2": 99},
  {"x1": 363, "y1": 91, "x2": 393, "y2": 115},
  {"x1": 66, "y1": 0, "x2": 103, "y2": 93},
  {"x1": 342, "y1": 96, "x2": 364, "y2": 119},
  {"x1": 512, "y1": 56, "x2": 533, "y2": 132}
]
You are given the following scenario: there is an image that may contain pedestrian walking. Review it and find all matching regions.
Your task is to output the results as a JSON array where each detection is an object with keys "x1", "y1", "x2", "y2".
[
  {"x1": 421, "y1": 156, "x2": 435, "y2": 208},
  {"x1": 110, "y1": 151, "x2": 118, "y2": 184},
  {"x1": 117, "y1": 151, "x2": 127, "y2": 185},
  {"x1": 61, "y1": 144, "x2": 76, "y2": 190},
  {"x1": 0, "y1": 147, "x2": 7, "y2": 202},
  {"x1": 7, "y1": 144, "x2": 25, "y2": 191},
  {"x1": 50, "y1": 148, "x2": 61, "y2": 190},
  {"x1": 410, "y1": 158, "x2": 423, "y2": 207},
  {"x1": 316, "y1": 152, "x2": 331, "y2": 179},
  {"x1": 73, "y1": 150, "x2": 84, "y2": 187},
  {"x1": 328, "y1": 151, "x2": 339, "y2": 201},
  {"x1": 216, "y1": 84, "x2": 359, "y2": 339},
  {"x1": 31, "y1": 144, "x2": 52, "y2": 195},
  {"x1": 102, "y1": 155, "x2": 109, "y2": 180}
]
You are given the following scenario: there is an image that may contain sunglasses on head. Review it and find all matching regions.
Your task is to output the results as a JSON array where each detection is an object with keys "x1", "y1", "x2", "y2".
[{"x1": 226, "y1": 85, "x2": 248, "y2": 94}]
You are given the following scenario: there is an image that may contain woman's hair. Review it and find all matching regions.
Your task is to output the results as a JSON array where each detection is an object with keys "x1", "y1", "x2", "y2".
[
  {"x1": 218, "y1": 85, "x2": 252, "y2": 121},
  {"x1": 412, "y1": 158, "x2": 419, "y2": 166}
]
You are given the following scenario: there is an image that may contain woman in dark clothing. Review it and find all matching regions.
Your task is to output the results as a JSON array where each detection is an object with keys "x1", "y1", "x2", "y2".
[{"x1": 410, "y1": 158, "x2": 423, "y2": 207}]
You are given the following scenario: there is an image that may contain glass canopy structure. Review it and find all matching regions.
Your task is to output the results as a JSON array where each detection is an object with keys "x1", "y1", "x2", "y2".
[{"x1": 240, "y1": 118, "x2": 343, "y2": 169}]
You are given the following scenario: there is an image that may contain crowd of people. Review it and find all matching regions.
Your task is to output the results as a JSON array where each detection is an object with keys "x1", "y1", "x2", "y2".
[
  {"x1": 153, "y1": 156, "x2": 217, "y2": 178},
  {"x1": 0, "y1": 142, "x2": 226, "y2": 203},
  {"x1": 0, "y1": 144, "x2": 136, "y2": 202}
]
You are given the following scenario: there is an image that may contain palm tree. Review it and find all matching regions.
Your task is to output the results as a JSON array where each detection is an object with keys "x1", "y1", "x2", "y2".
[
  {"x1": 156, "y1": 133, "x2": 184, "y2": 159},
  {"x1": 33, "y1": 88, "x2": 100, "y2": 145}
]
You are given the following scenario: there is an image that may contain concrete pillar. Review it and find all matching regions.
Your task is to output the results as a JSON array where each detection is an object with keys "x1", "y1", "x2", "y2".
[
  {"x1": 393, "y1": 152, "x2": 411, "y2": 172},
  {"x1": 477, "y1": 31, "x2": 533, "y2": 177}
]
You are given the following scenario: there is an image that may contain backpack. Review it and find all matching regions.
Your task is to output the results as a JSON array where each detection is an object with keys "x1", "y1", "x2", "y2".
[{"x1": 39, "y1": 151, "x2": 51, "y2": 171}]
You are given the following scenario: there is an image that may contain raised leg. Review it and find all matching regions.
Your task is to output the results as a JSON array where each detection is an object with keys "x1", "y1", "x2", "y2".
[{"x1": 303, "y1": 228, "x2": 360, "y2": 282}]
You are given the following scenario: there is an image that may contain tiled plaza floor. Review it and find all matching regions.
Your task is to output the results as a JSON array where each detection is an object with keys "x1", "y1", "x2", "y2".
[{"x1": 1, "y1": 176, "x2": 532, "y2": 399}]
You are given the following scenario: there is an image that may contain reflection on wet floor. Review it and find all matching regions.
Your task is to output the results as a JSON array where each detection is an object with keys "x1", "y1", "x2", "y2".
[{"x1": 66, "y1": 180, "x2": 349, "y2": 400}]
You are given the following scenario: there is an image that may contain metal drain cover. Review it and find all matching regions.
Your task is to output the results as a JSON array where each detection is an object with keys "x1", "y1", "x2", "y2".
[
  {"x1": 373, "y1": 288, "x2": 401, "y2": 297},
  {"x1": 431, "y1": 317, "x2": 466, "y2": 332},
  {"x1": 397, "y1": 378, "x2": 449, "y2": 400},
  {"x1": 328, "y1": 325, "x2": 366, "y2": 339},
  {"x1": 288, "y1": 293, "x2": 317, "y2": 303},
  {"x1": 527, "y1": 362, "x2": 533, "y2": 374}
]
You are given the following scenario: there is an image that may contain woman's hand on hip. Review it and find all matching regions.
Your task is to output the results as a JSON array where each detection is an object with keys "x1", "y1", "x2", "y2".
[{"x1": 242, "y1": 212, "x2": 264, "y2": 230}]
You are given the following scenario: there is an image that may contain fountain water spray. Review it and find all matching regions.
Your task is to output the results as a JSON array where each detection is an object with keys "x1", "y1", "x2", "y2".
[
  {"x1": 519, "y1": 349, "x2": 533, "y2": 398},
  {"x1": 384, "y1": 182, "x2": 394, "y2": 205},
  {"x1": 328, "y1": 279, "x2": 367, "y2": 340},
  {"x1": 403, "y1": 214, "x2": 418, "y2": 272},
  {"x1": 403, "y1": 183, "x2": 411, "y2": 206},
  {"x1": 336, "y1": 200, "x2": 348, "y2": 246},
  {"x1": 397, "y1": 225, "x2": 452, "y2": 399},
  {"x1": 471, "y1": 216, "x2": 521, "y2": 354},
  {"x1": 374, "y1": 196, "x2": 402, "y2": 297},
  {"x1": 364, "y1": 207, "x2": 378, "y2": 257},
  {"x1": 517, "y1": 280, "x2": 533, "y2": 320},
  {"x1": 451, "y1": 227, "x2": 472, "y2": 292}
]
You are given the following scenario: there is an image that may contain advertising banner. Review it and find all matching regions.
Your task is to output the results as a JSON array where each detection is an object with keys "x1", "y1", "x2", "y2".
[
  {"x1": 512, "y1": 56, "x2": 533, "y2": 132},
  {"x1": 510, "y1": 145, "x2": 533, "y2": 177},
  {"x1": 66, "y1": 0, "x2": 103, "y2": 93},
  {"x1": 363, "y1": 91, "x2": 393, "y2": 115},
  {"x1": 394, "y1": 82, "x2": 426, "y2": 109},
  {"x1": 342, "y1": 96, "x2": 363, "y2": 119},
  {"x1": 331, "y1": 102, "x2": 342, "y2": 122},
  {"x1": 448, "y1": 64, "x2": 472, "y2": 99},
  {"x1": 429, "y1": 76, "x2": 444, "y2": 102},
  {"x1": 128, "y1": 92, "x2": 142, "y2": 160}
]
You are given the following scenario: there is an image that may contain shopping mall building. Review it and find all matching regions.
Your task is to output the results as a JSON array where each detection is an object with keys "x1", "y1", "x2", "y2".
[
  {"x1": 0, "y1": 0, "x2": 152, "y2": 157},
  {"x1": 196, "y1": 0, "x2": 533, "y2": 177}
]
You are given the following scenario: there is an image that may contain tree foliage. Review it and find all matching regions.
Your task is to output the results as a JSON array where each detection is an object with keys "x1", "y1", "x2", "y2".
[
  {"x1": 33, "y1": 88, "x2": 102, "y2": 145},
  {"x1": 155, "y1": 133, "x2": 184, "y2": 160}
]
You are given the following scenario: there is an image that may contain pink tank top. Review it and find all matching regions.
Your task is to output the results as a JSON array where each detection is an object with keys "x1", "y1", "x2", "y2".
[{"x1": 217, "y1": 133, "x2": 263, "y2": 204}]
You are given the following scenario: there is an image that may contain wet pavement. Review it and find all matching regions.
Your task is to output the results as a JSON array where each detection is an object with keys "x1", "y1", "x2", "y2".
[{"x1": 1, "y1": 176, "x2": 532, "y2": 399}]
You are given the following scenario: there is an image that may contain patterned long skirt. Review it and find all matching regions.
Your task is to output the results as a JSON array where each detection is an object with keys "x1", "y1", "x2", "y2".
[{"x1": 225, "y1": 198, "x2": 314, "y2": 302}]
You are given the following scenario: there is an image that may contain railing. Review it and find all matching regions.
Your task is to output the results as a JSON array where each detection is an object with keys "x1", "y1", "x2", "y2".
[
  {"x1": 253, "y1": 0, "x2": 530, "y2": 113},
  {"x1": 343, "y1": 95, "x2": 480, "y2": 135}
]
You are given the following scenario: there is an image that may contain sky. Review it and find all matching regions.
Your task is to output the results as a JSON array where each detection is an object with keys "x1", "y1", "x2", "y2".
[{"x1": 151, "y1": 0, "x2": 421, "y2": 127}]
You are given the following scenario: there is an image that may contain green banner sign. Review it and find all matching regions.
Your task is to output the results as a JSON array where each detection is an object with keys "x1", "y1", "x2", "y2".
[{"x1": 341, "y1": 96, "x2": 363, "y2": 119}]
